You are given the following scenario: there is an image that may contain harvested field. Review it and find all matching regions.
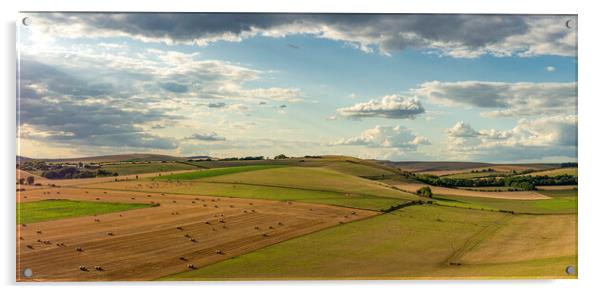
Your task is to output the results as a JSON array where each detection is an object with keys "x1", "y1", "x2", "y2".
[
  {"x1": 81, "y1": 179, "x2": 411, "y2": 211},
  {"x1": 394, "y1": 183, "x2": 549, "y2": 200},
  {"x1": 199, "y1": 167, "x2": 416, "y2": 200},
  {"x1": 433, "y1": 193, "x2": 576, "y2": 214},
  {"x1": 456, "y1": 214, "x2": 576, "y2": 264},
  {"x1": 16, "y1": 186, "x2": 375, "y2": 281},
  {"x1": 156, "y1": 165, "x2": 282, "y2": 180},
  {"x1": 99, "y1": 162, "x2": 199, "y2": 176},
  {"x1": 16, "y1": 169, "x2": 194, "y2": 187},
  {"x1": 526, "y1": 167, "x2": 578, "y2": 177},
  {"x1": 163, "y1": 205, "x2": 574, "y2": 280},
  {"x1": 536, "y1": 185, "x2": 578, "y2": 191}
]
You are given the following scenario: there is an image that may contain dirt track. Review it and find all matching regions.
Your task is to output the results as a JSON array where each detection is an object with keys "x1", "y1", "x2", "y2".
[{"x1": 17, "y1": 186, "x2": 376, "y2": 281}]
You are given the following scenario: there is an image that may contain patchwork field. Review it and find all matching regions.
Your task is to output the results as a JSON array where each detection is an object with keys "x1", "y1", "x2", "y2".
[
  {"x1": 17, "y1": 186, "x2": 374, "y2": 281},
  {"x1": 162, "y1": 205, "x2": 576, "y2": 280},
  {"x1": 393, "y1": 183, "x2": 549, "y2": 200},
  {"x1": 16, "y1": 156, "x2": 577, "y2": 281},
  {"x1": 98, "y1": 162, "x2": 200, "y2": 176},
  {"x1": 525, "y1": 167, "x2": 578, "y2": 177}
]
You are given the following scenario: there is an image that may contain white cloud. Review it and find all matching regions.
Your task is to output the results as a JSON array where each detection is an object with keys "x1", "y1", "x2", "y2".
[
  {"x1": 546, "y1": 66, "x2": 556, "y2": 72},
  {"x1": 445, "y1": 116, "x2": 577, "y2": 160},
  {"x1": 335, "y1": 125, "x2": 430, "y2": 151},
  {"x1": 413, "y1": 80, "x2": 576, "y2": 117},
  {"x1": 336, "y1": 95, "x2": 425, "y2": 119},
  {"x1": 447, "y1": 121, "x2": 480, "y2": 138}
]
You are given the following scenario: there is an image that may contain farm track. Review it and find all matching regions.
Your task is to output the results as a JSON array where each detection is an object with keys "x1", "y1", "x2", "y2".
[{"x1": 444, "y1": 214, "x2": 513, "y2": 265}]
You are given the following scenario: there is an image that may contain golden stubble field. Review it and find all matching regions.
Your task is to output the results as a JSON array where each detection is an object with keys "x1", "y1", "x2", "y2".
[{"x1": 17, "y1": 184, "x2": 376, "y2": 281}]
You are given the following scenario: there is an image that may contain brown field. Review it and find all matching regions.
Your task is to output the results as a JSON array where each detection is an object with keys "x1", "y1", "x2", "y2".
[
  {"x1": 536, "y1": 185, "x2": 578, "y2": 191},
  {"x1": 457, "y1": 214, "x2": 576, "y2": 264},
  {"x1": 17, "y1": 185, "x2": 375, "y2": 281},
  {"x1": 394, "y1": 183, "x2": 550, "y2": 200},
  {"x1": 16, "y1": 169, "x2": 193, "y2": 188},
  {"x1": 414, "y1": 164, "x2": 556, "y2": 176}
]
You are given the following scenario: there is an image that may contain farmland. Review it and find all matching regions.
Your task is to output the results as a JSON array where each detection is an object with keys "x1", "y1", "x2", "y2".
[
  {"x1": 16, "y1": 154, "x2": 577, "y2": 280},
  {"x1": 162, "y1": 205, "x2": 576, "y2": 280},
  {"x1": 98, "y1": 162, "x2": 199, "y2": 176},
  {"x1": 17, "y1": 199, "x2": 152, "y2": 224}
]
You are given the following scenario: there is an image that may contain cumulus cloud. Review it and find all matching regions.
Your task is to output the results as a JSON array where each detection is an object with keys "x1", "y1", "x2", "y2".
[
  {"x1": 185, "y1": 132, "x2": 226, "y2": 141},
  {"x1": 337, "y1": 95, "x2": 425, "y2": 119},
  {"x1": 413, "y1": 80, "x2": 577, "y2": 117},
  {"x1": 335, "y1": 125, "x2": 430, "y2": 151},
  {"x1": 25, "y1": 13, "x2": 576, "y2": 58},
  {"x1": 546, "y1": 66, "x2": 556, "y2": 72},
  {"x1": 447, "y1": 121, "x2": 480, "y2": 138},
  {"x1": 445, "y1": 116, "x2": 577, "y2": 160}
]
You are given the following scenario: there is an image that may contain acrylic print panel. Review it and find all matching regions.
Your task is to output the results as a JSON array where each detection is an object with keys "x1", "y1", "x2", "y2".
[{"x1": 16, "y1": 13, "x2": 577, "y2": 281}]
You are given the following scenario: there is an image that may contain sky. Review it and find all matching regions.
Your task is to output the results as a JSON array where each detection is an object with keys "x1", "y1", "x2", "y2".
[{"x1": 16, "y1": 13, "x2": 578, "y2": 162}]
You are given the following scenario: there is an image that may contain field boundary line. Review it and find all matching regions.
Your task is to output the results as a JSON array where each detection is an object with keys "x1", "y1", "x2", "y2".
[{"x1": 155, "y1": 210, "x2": 386, "y2": 281}]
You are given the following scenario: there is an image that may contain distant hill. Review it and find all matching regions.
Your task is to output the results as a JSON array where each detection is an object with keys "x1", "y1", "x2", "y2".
[
  {"x1": 379, "y1": 161, "x2": 492, "y2": 172},
  {"x1": 16, "y1": 155, "x2": 32, "y2": 162},
  {"x1": 379, "y1": 160, "x2": 560, "y2": 174},
  {"x1": 19, "y1": 153, "x2": 185, "y2": 163}
]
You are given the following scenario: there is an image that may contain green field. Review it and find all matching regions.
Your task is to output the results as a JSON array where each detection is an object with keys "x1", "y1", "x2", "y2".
[
  {"x1": 199, "y1": 166, "x2": 416, "y2": 200},
  {"x1": 443, "y1": 171, "x2": 502, "y2": 179},
  {"x1": 537, "y1": 189, "x2": 578, "y2": 199},
  {"x1": 100, "y1": 162, "x2": 199, "y2": 176},
  {"x1": 156, "y1": 165, "x2": 282, "y2": 180},
  {"x1": 323, "y1": 162, "x2": 396, "y2": 177},
  {"x1": 433, "y1": 189, "x2": 577, "y2": 214},
  {"x1": 161, "y1": 205, "x2": 574, "y2": 280},
  {"x1": 525, "y1": 167, "x2": 578, "y2": 177},
  {"x1": 161, "y1": 182, "x2": 408, "y2": 211},
  {"x1": 17, "y1": 199, "x2": 153, "y2": 224}
]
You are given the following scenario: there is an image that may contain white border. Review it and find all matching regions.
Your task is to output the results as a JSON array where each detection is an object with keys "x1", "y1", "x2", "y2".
[{"x1": 2, "y1": 1, "x2": 601, "y2": 293}]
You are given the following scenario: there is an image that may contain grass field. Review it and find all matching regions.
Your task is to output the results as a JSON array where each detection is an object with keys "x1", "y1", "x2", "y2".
[
  {"x1": 200, "y1": 167, "x2": 416, "y2": 200},
  {"x1": 524, "y1": 167, "x2": 578, "y2": 177},
  {"x1": 83, "y1": 179, "x2": 412, "y2": 211},
  {"x1": 99, "y1": 162, "x2": 198, "y2": 176},
  {"x1": 443, "y1": 171, "x2": 502, "y2": 179},
  {"x1": 156, "y1": 165, "x2": 282, "y2": 180},
  {"x1": 323, "y1": 162, "x2": 396, "y2": 177},
  {"x1": 17, "y1": 199, "x2": 152, "y2": 224},
  {"x1": 433, "y1": 189, "x2": 577, "y2": 214},
  {"x1": 162, "y1": 204, "x2": 573, "y2": 280}
]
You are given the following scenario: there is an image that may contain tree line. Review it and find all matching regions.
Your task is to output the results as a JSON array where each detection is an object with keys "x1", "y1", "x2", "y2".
[{"x1": 415, "y1": 174, "x2": 577, "y2": 191}]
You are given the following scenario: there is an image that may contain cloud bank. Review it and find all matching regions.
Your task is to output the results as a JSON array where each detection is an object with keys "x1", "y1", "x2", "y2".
[{"x1": 26, "y1": 13, "x2": 576, "y2": 58}]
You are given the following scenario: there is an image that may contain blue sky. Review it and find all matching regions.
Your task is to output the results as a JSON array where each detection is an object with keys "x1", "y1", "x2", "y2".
[{"x1": 17, "y1": 13, "x2": 577, "y2": 162}]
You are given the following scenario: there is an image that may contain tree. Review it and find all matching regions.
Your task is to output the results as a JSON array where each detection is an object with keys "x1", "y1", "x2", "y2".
[
  {"x1": 26, "y1": 176, "x2": 35, "y2": 185},
  {"x1": 416, "y1": 186, "x2": 433, "y2": 198},
  {"x1": 274, "y1": 154, "x2": 288, "y2": 160}
]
